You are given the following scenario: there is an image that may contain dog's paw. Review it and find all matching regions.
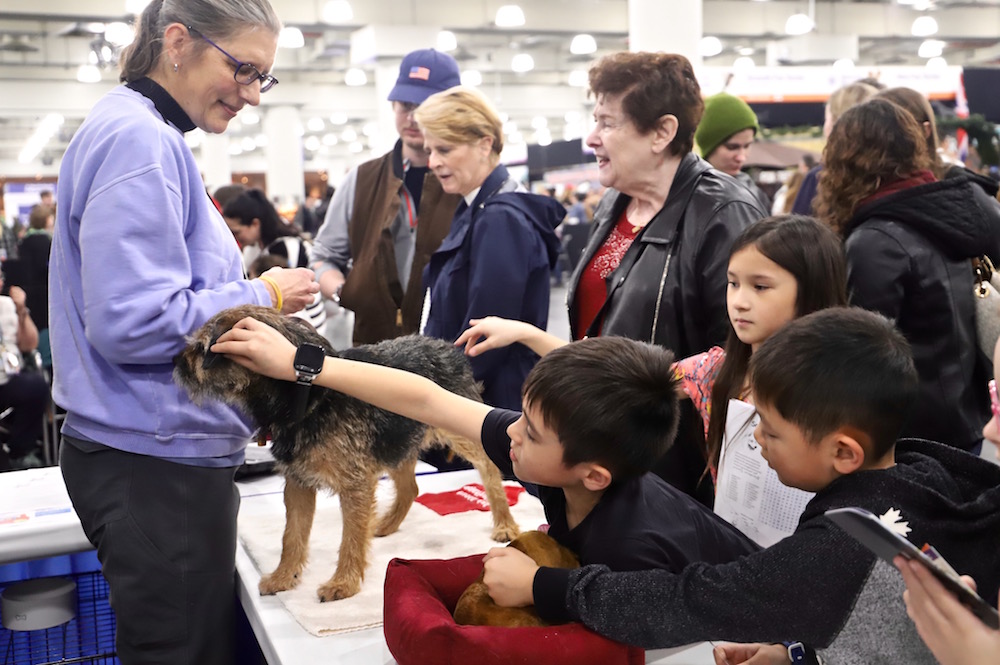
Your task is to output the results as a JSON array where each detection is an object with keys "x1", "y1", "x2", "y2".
[
  {"x1": 491, "y1": 521, "x2": 520, "y2": 543},
  {"x1": 258, "y1": 570, "x2": 301, "y2": 595},
  {"x1": 317, "y1": 578, "x2": 362, "y2": 602},
  {"x1": 372, "y1": 519, "x2": 401, "y2": 538}
]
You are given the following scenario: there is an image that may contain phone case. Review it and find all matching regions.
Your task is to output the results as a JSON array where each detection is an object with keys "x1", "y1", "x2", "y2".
[{"x1": 826, "y1": 507, "x2": 999, "y2": 629}]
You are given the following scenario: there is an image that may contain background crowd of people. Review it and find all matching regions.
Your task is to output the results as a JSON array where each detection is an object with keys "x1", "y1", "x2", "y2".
[{"x1": 0, "y1": 0, "x2": 998, "y2": 663}]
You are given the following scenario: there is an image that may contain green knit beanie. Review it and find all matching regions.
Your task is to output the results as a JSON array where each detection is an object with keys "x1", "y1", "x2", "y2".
[{"x1": 695, "y1": 93, "x2": 760, "y2": 159}]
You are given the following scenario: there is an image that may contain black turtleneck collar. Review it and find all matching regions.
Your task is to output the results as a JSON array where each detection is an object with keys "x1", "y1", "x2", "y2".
[{"x1": 126, "y1": 77, "x2": 197, "y2": 133}]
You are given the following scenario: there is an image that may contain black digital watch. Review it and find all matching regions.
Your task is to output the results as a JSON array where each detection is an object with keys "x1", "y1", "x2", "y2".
[{"x1": 292, "y1": 343, "x2": 326, "y2": 419}]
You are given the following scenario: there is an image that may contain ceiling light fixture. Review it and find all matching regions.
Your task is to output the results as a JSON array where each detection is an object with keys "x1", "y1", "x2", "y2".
[
  {"x1": 104, "y1": 22, "x2": 134, "y2": 47},
  {"x1": 785, "y1": 13, "x2": 814, "y2": 35},
  {"x1": 124, "y1": 0, "x2": 151, "y2": 14},
  {"x1": 785, "y1": 0, "x2": 815, "y2": 36},
  {"x1": 733, "y1": 56, "x2": 756, "y2": 73},
  {"x1": 19, "y1": 113, "x2": 64, "y2": 164},
  {"x1": 278, "y1": 27, "x2": 304, "y2": 49},
  {"x1": 918, "y1": 39, "x2": 945, "y2": 58},
  {"x1": 832, "y1": 58, "x2": 855, "y2": 72},
  {"x1": 461, "y1": 69, "x2": 483, "y2": 87},
  {"x1": 569, "y1": 34, "x2": 597, "y2": 55},
  {"x1": 926, "y1": 56, "x2": 947, "y2": 69},
  {"x1": 568, "y1": 69, "x2": 588, "y2": 87},
  {"x1": 322, "y1": 0, "x2": 354, "y2": 24},
  {"x1": 344, "y1": 67, "x2": 367, "y2": 86},
  {"x1": 911, "y1": 16, "x2": 938, "y2": 37},
  {"x1": 511, "y1": 53, "x2": 534, "y2": 73},
  {"x1": 437, "y1": 30, "x2": 457, "y2": 52},
  {"x1": 699, "y1": 36, "x2": 723, "y2": 58},
  {"x1": 76, "y1": 63, "x2": 102, "y2": 83},
  {"x1": 329, "y1": 112, "x2": 349, "y2": 125},
  {"x1": 495, "y1": 5, "x2": 526, "y2": 28}
]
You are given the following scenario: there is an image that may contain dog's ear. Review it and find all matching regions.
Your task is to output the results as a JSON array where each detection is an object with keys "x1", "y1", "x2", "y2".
[
  {"x1": 202, "y1": 331, "x2": 223, "y2": 370},
  {"x1": 282, "y1": 316, "x2": 333, "y2": 352}
]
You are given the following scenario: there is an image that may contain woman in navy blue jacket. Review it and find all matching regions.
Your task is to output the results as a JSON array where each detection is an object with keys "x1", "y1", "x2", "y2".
[{"x1": 415, "y1": 87, "x2": 564, "y2": 410}]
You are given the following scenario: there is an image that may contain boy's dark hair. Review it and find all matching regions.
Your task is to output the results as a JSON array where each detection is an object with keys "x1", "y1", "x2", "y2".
[
  {"x1": 750, "y1": 307, "x2": 917, "y2": 459},
  {"x1": 522, "y1": 336, "x2": 679, "y2": 480}
]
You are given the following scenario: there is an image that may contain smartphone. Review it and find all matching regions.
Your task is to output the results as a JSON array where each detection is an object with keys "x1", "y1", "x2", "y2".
[{"x1": 826, "y1": 507, "x2": 1000, "y2": 629}]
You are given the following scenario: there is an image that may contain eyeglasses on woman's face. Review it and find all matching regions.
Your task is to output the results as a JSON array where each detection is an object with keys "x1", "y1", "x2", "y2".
[{"x1": 187, "y1": 26, "x2": 278, "y2": 93}]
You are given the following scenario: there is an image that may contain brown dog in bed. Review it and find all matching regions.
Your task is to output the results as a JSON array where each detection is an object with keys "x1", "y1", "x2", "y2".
[
  {"x1": 454, "y1": 530, "x2": 578, "y2": 627},
  {"x1": 174, "y1": 305, "x2": 520, "y2": 602}
]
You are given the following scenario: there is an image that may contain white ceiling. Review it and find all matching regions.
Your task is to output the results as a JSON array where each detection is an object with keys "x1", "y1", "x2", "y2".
[{"x1": 1, "y1": 0, "x2": 999, "y2": 177}]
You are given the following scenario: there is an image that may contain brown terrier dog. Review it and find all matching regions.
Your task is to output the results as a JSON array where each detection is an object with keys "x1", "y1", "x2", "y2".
[
  {"x1": 453, "y1": 530, "x2": 579, "y2": 627},
  {"x1": 174, "y1": 305, "x2": 520, "y2": 602}
]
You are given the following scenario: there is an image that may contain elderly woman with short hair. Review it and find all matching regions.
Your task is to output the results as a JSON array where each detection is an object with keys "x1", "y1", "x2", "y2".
[{"x1": 567, "y1": 52, "x2": 765, "y2": 502}]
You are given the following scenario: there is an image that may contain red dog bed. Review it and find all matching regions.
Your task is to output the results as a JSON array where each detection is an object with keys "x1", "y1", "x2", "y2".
[{"x1": 383, "y1": 555, "x2": 644, "y2": 665}]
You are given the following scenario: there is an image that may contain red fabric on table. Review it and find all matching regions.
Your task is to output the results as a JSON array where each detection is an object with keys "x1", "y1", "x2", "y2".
[
  {"x1": 415, "y1": 483, "x2": 525, "y2": 516},
  {"x1": 383, "y1": 555, "x2": 644, "y2": 665}
]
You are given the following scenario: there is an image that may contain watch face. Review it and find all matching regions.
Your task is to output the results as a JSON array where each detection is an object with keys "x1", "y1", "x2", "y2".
[{"x1": 293, "y1": 343, "x2": 326, "y2": 374}]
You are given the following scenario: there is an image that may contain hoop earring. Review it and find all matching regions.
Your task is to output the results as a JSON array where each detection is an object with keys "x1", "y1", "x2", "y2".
[{"x1": 173, "y1": 63, "x2": 179, "y2": 73}]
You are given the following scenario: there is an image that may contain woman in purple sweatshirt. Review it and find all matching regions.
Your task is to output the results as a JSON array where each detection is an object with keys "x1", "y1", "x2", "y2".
[{"x1": 49, "y1": 1, "x2": 317, "y2": 662}]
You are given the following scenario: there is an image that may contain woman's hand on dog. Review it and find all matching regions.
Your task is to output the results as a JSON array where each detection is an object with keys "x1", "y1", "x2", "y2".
[
  {"x1": 483, "y1": 547, "x2": 538, "y2": 608},
  {"x1": 211, "y1": 317, "x2": 299, "y2": 381}
]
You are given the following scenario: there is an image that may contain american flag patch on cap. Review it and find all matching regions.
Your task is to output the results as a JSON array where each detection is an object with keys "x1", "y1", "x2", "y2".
[{"x1": 409, "y1": 66, "x2": 431, "y2": 80}]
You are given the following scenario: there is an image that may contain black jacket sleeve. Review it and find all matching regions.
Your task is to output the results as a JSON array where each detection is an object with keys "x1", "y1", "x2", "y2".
[
  {"x1": 534, "y1": 518, "x2": 876, "y2": 650},
  {"x1": 684, "y1": 200, "x2": 763, "y2": 352}
]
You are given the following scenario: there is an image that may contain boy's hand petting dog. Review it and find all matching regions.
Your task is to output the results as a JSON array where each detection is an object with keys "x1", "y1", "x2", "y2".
[
  {"x1": 483, "y1": 546, "x2": 540, "y2": 608},
  {"x1": 712, "y1": 642, "x2": 790, "y2": 665},
  {"x1": 211, "y1": 317, "x2": 300, "y2": 381}
]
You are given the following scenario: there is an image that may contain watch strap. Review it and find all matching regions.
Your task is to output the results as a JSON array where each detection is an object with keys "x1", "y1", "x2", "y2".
[
  {"x1": 783, "y1": 641, "x2": 806, "y2": 664},
  {"x1": 294, "y1": 376, "x2": 313, "y2": 420}
]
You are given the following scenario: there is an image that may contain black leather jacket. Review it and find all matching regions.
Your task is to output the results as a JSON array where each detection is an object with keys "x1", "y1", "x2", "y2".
[
  {"x1": 566, "y1": 153, "x2": 766, "y2": 358},
  {"x1": 844, "y1": 174, "x2": 1000, "y2": 451}
]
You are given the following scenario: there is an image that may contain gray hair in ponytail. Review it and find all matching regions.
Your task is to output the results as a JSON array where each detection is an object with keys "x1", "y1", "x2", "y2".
[{"x1": 119, "y1": 0, "x2": 281, "y2": 83}]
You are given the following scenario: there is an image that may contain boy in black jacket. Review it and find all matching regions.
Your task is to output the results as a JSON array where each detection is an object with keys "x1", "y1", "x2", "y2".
[
  {"x1": 483, "y1": 308, "x2": 1000, "y2": 664},
  {"x1": 210, "y1": 328, "x2": 759, "y2": 577}
]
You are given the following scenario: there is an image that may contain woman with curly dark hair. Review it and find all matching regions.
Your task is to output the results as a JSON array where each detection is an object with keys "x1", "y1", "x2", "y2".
[{"x1": 816, "y1": 98, "x2": 1000, "y2": 453}]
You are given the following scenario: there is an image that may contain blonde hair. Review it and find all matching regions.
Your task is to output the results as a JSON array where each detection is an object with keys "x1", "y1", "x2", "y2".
[
  {"x1": 827, "y1": 82, "x2": 879, "y2": 123},
  {"x1": 413, "y1": 86, "x2": 504, "y2": 157}
]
